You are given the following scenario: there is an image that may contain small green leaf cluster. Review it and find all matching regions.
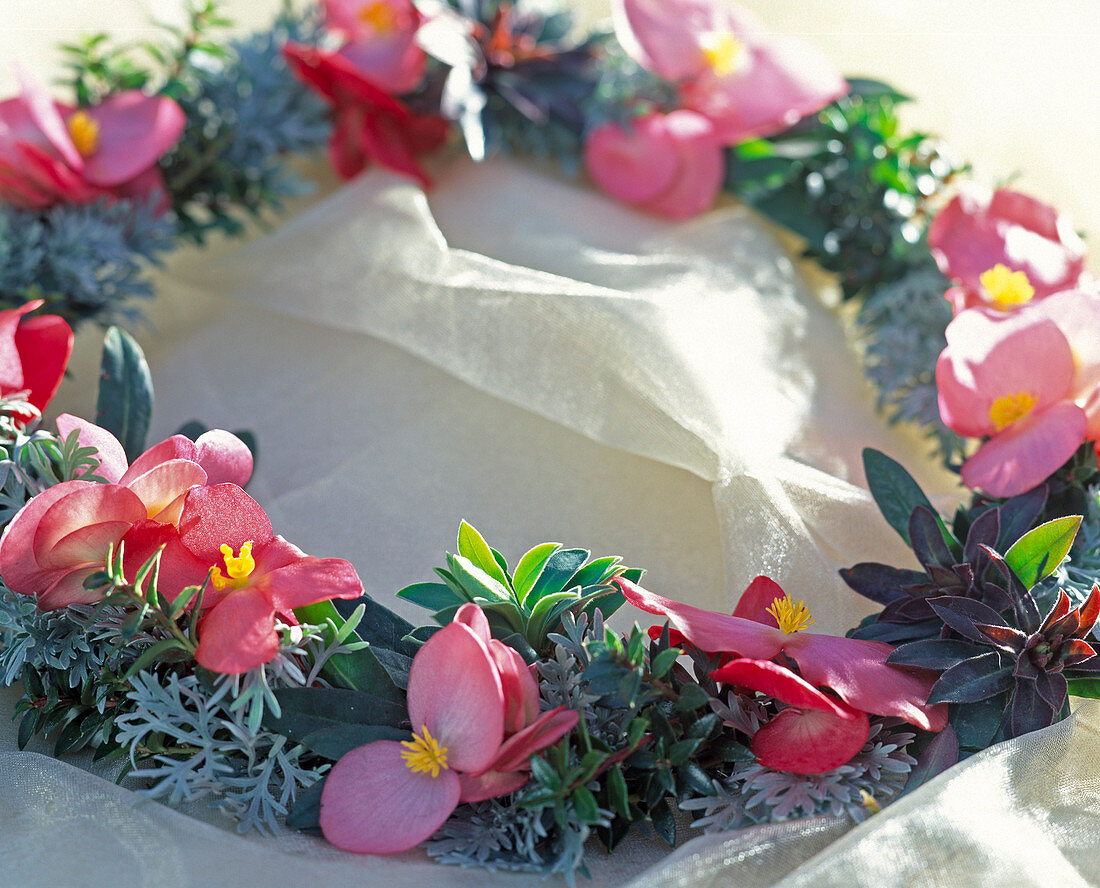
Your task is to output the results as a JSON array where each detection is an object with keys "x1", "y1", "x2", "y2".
[
  {"x1": 726, "y1": 79, "x2": 963, "y2": 303},
  {"x1": 397, "y1": 521, "x2": 642, "y2": 657},
  {"x1": 0, "y1": 428, "x2": 107, "y2": 526}
]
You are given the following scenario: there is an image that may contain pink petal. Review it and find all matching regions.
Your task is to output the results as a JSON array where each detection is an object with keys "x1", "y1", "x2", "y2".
[
  {"x1": 80, "y1": 92, "x2": 185, "y2": 187},
  {"x1": 14, "y1": 65, "x2": 82, "y2": 169},
  {"x1": 0, "y1": 301, "x2": 34, "y2": 390},
  {"x1": 120, "y1": 520, "x2": 211, "y2": 601},
  {"x1": 358, "y1": 111, "x2": 433, "y2": 189},
  {"x1": 960, "y1": 401, "x2": 1086, "y2": 498},
  {"x1": 338, "y1": 37, "x2": 426, "y2": 95},
  {"x1": 457, "y1": 768, "x2": 531, "y2": 803},
  {"x1": 31, "y1": 483, "x2": 145, "y2": 569},
  {"x1": 406, "y1": 621, "x2": 505, "y2": 773},
  {"x1": 641, "y1": 110, "x2": 724, "y2": 219},
  {"x1": 612, "y1": 0, "x2": 730, "y2": 81},
  {"x1": 11, "y1": 310, "x2": 72, "y2": 412},
  {"x1": 614, "y1": 577, "x2": 784, "y2": 659},
  {"x1": 195, "y1": 589, "x2": 279, "y2": 673},
  {"x1": 731, "y1": 575, "x2": 783, "y2": 626},
  {"x1": 193, "y1": 430, "x2": 254, "y2": 486},
  {"x1": 255, "y1": 552, "x2": 364, "y2": 614},
  {"x1": 936, "y1": 313, "x2": 1075, "y2": 438},
  {"x1": 55, "y1": 414, "x2": 128, "y2": 483},
  {"x1": 110, "y1": 164, "x2": 171, "y2": 213},
  {"x1": 320, "y1": 741, "x2": 461, "y2": 854},
  {"x1": 583, "y1": 114, "x2": 679, "y2": 205},
  {"x1": 0, "y1": 481, "x2": 94, "y2": 597},
  {"x1": 783, "y1": 633, "x2": 947, "y2": 731},
  {"x1": 1027, "y1": 290, "x2": 1100, "y2": 399},
  {"x1": 328, "y1": 107, "x2": 369, "y2": 179},
  {"x1": 710, "y1": 657, "x2": 852, "y2": 715},
  {"x1": 177, "y1": 483, "x2": 274, "y2": 562},
  {"x1": 482, "y1": 707, "x2": 578, "y2": 775},
  {"x1": 119, "y1": 435, "x2": 197, "y2": 485},
  {"x1": 929, "y1": 185, "x2": 1086, "y2": 299},
  {"x1": 683, "y1": 35, "x2": 845, "y2": 145},
  {"x1": 488, "y1": 639, "x2": 540, "y2": 733},
  {"x1": 15, "y1": 141, "x2": 100, "y2": 203},
  {"x1": 124, "y1": 459, "x2": 208, "y2": 524},
  {"x1": 750, "y1": 703, "x2": 869, "y2": 774},
  {"x1": 37, "y1": 567, "x2": 105, "y2": 609},
  {"x1": 453, "y1": 601, "x2": 492, "y2": 642}
]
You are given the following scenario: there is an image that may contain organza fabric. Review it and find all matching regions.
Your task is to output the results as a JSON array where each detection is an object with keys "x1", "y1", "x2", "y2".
[{"x1": 4, "y1": 158, "x2": 1099, "y2": 887}]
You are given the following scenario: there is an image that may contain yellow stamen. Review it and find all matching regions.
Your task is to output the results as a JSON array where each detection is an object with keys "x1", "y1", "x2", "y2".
[
  {"x1": 66, "y1": 110, "x2": 100, "y2": 158},
  {"x1": 699, "y1": 31, "x2": 742, "y2": 78},
  {"x1": 357, "y1": 0, "x2": 399, "y2": 34},
  {"x1": 860, "y1": 790, "x2": 882, "y2": 814},
  {"x1": 767, "y1": 596, "x2": 815, "y2": 635},
  {"x1": 210, "y1": 541, "x2": 256, "y2": 591},
  {"x1": 989, "y1": 391, "x2": 1038, "y2": 432},
  {"x1": 400, "y1": 725, "x2": 450, "y2": 778},
  {"x1": 979, "y1": 263, "x2": 1035, "y2": 310}
]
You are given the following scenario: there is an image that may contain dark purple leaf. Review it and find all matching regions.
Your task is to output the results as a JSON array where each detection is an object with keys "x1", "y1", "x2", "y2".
[
  {"x1": 982, "y1": 546, "x2": 1041, "y2": 632},
  {"x1": 963, "y1": 508, "x2": 1000, "y2": 564},
  {"x1": 888, "y1": 638, "x2": 985, "y2": 669},
  {"x1": 996, "y1": 486, "x2": 1048, "y2": 551},
  {"x1": 910, "y1": 506, "x2": 955, "y2": 572},
  {"x1": 972, "y1": 622, "x2": 1026, "y2": 654},
  {"x1": 1010, "y1": 685, "x2": 1059, "y2": 737},
  {"x1": 929, "y1": 597, "x2": 1010, "y2": 643},
  {"x1": 901, "y1": 725, "x2": 959, "y2": 796},
  {"x1": 839, "y1": 563, "x2": 925, "y2": 605},
  {"x1": 929, "y1": 653, "x2": 1014, "y2": 704}
]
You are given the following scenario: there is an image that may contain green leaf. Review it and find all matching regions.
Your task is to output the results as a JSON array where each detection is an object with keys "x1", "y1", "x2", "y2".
[
  {"x1": 528, "y1": 548, "x2": 589, "y2": 604},
  {"x1": 457, "y1": 521, "x2": 511, "y2": 589},
  {"x1": 1004, "y1": 515, "x2": 1081, "y2": 589},
  {"x1": 650, "y1": 647, "x2": 680, "y2": 680},
  {"x1": 95, "y1": 326, "x2": 153, "y2": 462},
  {"x1": 528, "y1": 755, "x2": 561, "y2": 791},
  {"x1": 394, "y1": 582, "x2": 462, "y2": 612},
  {"x1": 301, "y1": 724, "x2": 409, "y2": 760},
  {"x1": 649, "y1": 798, "x2": 675, "y2": 847},
  {"x1": 266, "y1": 688, "x2": 406, "y2": 740},
  {"x1": 286, "y1": 778, "x2": 325, "y2": 830},
  {"x1": 572, "y1": 786, "x2": 602, "y2": 824},
  {"x1": 569, "y1": 556, "x2": 621, "y2": 591},
  {"x1": 512, "y1": 542, "x2": 561, "y2": 604},
  {"x1": 675, "y1": 683, "x2": 710, "y2": 712},
  {"x1": 863, "y1": 448, "x2": 955, "y2": 550},
  {"x1": 607, "y1": 765, "x2": 630, "y2": 819},
  {"x1": 1067, "y1": 677, "x2": 1100, "y2": 700},
  {"x1": 448, "y1": 554, "x2": 512, "y2": 604}
]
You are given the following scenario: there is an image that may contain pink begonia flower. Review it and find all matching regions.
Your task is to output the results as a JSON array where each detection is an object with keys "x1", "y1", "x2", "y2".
[
  {"x1": 0, "y1": 68, "x2": 185, "y2": 211},
  {"x1": 614, "y1": 576, "x2": 946, "y2": 732},
  {"x1": 321, "y1": 0, "x2": 426, "y2": 93},
  {"x1": 712, "y1": 658, "x2": 870, "y2": 774},
  {"x1": 320, "y1": 603, "x2": 578, "y2": 854},
  {"x1": 0, "y1": 419, "x2": 252, "y2": 610},
  {"x1": 0, "y1": 300, "x2": 73, "y2": 419},
  {"x1": 584, "y1": 110, "x2": 724, "y2": 220},
  {"x1": 283, "y1": 41, "x2": 448, "y2": 189},
  {"x1": 168, "y1": 483, "x2": 364, "y2": 673},
  {"x1": 612, "y1": 0, "x2": 846, "y2": 146},
  {"x1": 937, "y1": 294, "x2": 1100, "y2": 497},
  {"x1": 928, "y1": 184, "x2": 1088, "y2": 315}
]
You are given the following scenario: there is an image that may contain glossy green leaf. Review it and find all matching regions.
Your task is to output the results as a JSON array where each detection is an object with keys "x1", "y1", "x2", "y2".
[
  {"x1": 512, "y1": 542, "x2": 561, "y2": 604},
  {"x1": 394, "y1": 582, "x2": 462, "y2": 612},
  {"x1": 1067, "y1": 677, "x2": 1100, "y2": 700},
  {"x1": 863, "y1": 448, "x2": 957, "y2": 551},
  {"x1": 457, "y1": 521, "x2": 512, "y2": 589},
  {"x1": 1004, "y1": 515, "x2": 1081, "y2": 588},
  {"x1": 95, "y1": 326, "x2": 153, "y2": 462}
]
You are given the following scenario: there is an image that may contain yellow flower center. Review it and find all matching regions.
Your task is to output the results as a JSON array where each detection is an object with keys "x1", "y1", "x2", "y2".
[
  {"x1": 699, "y1": 31, "x2": 743, "y2": 78},
  {"x1": 767, "y1": 596, "x2": 815, "y2": 634},
  {"x1": 210, "y1": 541, "x2": 256, "y2": 591},
  {"x1": 66, "y1": 110, "x2": 100, "y2": 158},
  {"x1": 860, "y1": 790, "x2": 882, "y2": 814},
  {"x1": 989, "y1": 391, "x2": 1038, "y2": 432},
  {"x1": 357, "y1": 1, "x2": 399, "y2": 34},
  {"x1": 979, "y1": 263, "x2": 1035, "y2": 310},
  {"x1": 400, "y1": 725, "x2": 450, "y2": 778}
]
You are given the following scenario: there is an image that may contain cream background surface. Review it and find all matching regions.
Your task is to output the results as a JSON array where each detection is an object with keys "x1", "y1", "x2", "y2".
[{"x1": 1, "y1": 2, "x2": 1099, "y2": 887}]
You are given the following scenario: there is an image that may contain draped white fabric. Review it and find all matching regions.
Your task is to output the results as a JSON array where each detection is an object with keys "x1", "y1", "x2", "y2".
[{"x1": 3, "y1": 2, "x2": 1100, "y2": 886}]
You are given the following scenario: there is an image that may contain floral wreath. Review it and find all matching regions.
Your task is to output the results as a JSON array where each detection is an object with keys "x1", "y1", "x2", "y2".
[{"x1": 1, "y1": 0, "x2": 1098, "y2": 880}]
